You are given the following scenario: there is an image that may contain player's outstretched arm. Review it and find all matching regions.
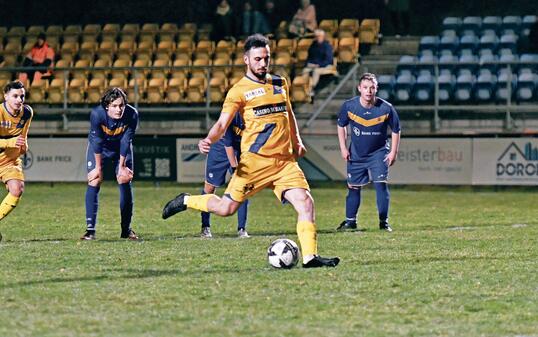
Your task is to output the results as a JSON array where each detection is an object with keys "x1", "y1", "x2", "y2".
[
  {"x1": 337, "y1": 126, "x2": 350, "y2": 161},
  {"x1": 224, "y1": 146, "x2": 238, "y2": 170},
  {"x1": 199, "y1": 112, "x2": 236, "y2": 154}
]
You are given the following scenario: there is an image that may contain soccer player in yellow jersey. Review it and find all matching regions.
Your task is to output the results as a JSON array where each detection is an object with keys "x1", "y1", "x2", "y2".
[
  {"x1": 163, "y1": 34, "x2": 339, "y2": 268},
  {"x1": 0, "y1": 80, "x2": 33, "y2": 242}
]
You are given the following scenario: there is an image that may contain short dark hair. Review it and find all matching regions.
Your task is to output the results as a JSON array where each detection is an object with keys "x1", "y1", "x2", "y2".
[
  {"x1": 100, "y1": 87, "x2": 127, "y2": 109},
  {"x1": 3, "y1": 80, "x2": 25, "y2": 94},
  {"x1": 359, "y1": 73, "x2": 378, "y2": 86},
  {"x1": 243, "y1": 34, "x2": 269, "y2": 53}
]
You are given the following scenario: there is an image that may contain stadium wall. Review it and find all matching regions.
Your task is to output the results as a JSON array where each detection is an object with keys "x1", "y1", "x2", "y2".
[{"x1": 22, "y1": 136, "x2": 538, "y2": 185}]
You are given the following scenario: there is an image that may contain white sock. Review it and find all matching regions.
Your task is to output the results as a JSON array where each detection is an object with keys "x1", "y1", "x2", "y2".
[
  {"x1": 183, "y1": 195, "x2": 190, "y2": 203},
  {"x1": 303, "y1": 254, "x2": 316, "y2": 264}
]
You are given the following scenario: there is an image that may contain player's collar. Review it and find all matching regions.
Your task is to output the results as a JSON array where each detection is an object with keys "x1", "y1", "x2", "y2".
[
  {"x1": 3, "y1": 102, "x2": 21, "y2": 118},
  {"x1": 245, "y1": 74, "x2": 267, "y2": 84}
]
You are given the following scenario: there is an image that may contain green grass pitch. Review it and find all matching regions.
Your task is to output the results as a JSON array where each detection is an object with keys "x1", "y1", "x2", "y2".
[{"x1": 0, "y1": 183, "x2": 537, "y2": 336}]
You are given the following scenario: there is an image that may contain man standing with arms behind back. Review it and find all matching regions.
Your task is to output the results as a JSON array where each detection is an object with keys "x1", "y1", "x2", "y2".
[
  {"x1": 336, "y1": 73, "x2": 401, "y2": 232},
  {"x1": 163, "y1": 34, "x2": 339, "y2": 268}
]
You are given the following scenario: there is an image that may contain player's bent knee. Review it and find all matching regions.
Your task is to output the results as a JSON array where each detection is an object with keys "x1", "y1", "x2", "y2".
[{"x1": 9, "y1": 183, "x2": 24, "y2": 197}]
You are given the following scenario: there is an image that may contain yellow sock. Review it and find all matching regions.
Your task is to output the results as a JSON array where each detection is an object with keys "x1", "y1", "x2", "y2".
[
  {"x1": 297, "y1": 220, "x2": 318, "y2": 260},
  {"x1": 0, "y1": 193, "x2": 20, "y2": 221},
  {"x1": 185, "y1": 194, "x2": 215, "y2": 212}
]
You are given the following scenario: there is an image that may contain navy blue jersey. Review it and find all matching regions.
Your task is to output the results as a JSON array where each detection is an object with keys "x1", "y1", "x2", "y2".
[
  {"x1": 337, "y1": 96, "x2": 400, "y2": 160},
  {"x1": 210, "y1": 113, "x2": 245, "y2": 158},
  {"x1": 88, "y1": 104, "x2": 139, "y2": 157}
]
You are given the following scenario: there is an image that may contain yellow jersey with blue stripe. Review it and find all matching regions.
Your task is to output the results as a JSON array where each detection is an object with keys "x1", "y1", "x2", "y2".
[
  {"x1": 221, "y1": 74, "x2": 294, "y2": 159},
  {"x1": 0, "y1": 103, "x2": 33, "y2": 167}
]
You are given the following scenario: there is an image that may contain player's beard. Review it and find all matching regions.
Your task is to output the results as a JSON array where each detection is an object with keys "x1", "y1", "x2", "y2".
[{"x1": 249, "y1": 66, "x2": 267, "y2": 80}]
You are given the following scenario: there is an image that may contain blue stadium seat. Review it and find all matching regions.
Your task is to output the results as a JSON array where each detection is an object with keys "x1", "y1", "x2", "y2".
[
  {"x1": 499, "y1": 34, "x2": 518, "y2": 53},
  {"x1": 396, "y1": 55, "x2": 417, "y2": 76},
  {"x1": 419, "y1": 36, "x2": 439, "y2": 53},
  {"x1": 441, "y1": 29, "x2": 458, "y2": 38},
  {"x1": 495, "y1": 72, "x2": 516, "y2": 102},
  {"x1": 413, "y1": 73, "x2": 434, "y2": 103},
  {"x1": 480, "y1": 29, "x2": 497, "y2": 37},
  {"x1": 439, "y1": 35, "x2": 459, "y2": 54},
  {"x1": 516, "y1": 73, "x2": 538, "y2": 102},
  {"x1": 481, "y1": 16, "x2": 502, "y2": 33},
  {"x1": 474, "y1": 73, "x2": 497, "y2": 103},
  {"x1": 479, "y1": 53, "x2": 499, "y2": 75},
  {"x1": 478, "y1": 34, "x2": 499, "y2": 54},
  {"x1": 461, "y1": 16, "x2": 482, "y2": 35},
  {"x1": 501, "y1": 16, "x2": 522, "y2": 33},
  {"x1": 442, "y1": 17, "x2": 462, "y2": 31},
  {"x1": 377, "y1": 75, "x2": 394, "y2": 101},
  {"x1": 498, "y1": 54, "x2": 519, "y2": 75},
  {"x1": 454, "y1": 73, "x2": 474, "y2": 103},
  {"x1": 457, "y1": 54, "x2": 478, "y2": 75},
  {"x1": 438, "y1": 74, "x2": 455, "y2": 103},
  {"x1": 522, "y1": 15, "x2": 537, "y2": 36},
  {"x1": 393, "y1": 73, "x2": 415, "y2": 103},
  {"x1": 518, "y1": 53, "x2": 538, "y2": 73},
  {"x1": 439, "y1": 54, "x2": 458, "y2": 74},
  {"x1": 459, "y1": 35, "x2": 479, "y2": 53},
  {"x1": 419, "y1": 49, "x2": 435, "y2": 58},
  {"x1": 417, "y1": 54, "x2": 437, "y2": 74}
]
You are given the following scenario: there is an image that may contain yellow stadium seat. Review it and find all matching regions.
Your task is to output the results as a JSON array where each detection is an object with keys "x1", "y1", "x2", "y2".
[
  {"x1": 170, "y1": 59, "x2": 190, "y2": 80},
  {"x1": 68, "y1": 78, "x2": 86, "y2": 103},
  {"x1": 236, "y1": 39, "x2": 246, "y2": 53},
  {"x1": 359, "y1": 19, "x2": 380, "y2": 44},
  {"x1": 275, "y1": 38, "x2": 296, "y2": 57},
  {"x1": 151, "y1": 59, "x2": 170, "y2": 79},
  {"x1": 274, "y1": 53, "x2": 292, "y2": 77},
  {"x1": 338, "y1": 19, "x2": 359, "y2": 38},
  {"x1": 83, "y1": 24, "x2": 101, "y2": 35},
  {"x1": 197, "y1": 24, "x2": 213, "y2": 41},
  {"x1": 132, "y1": 59, "x2": 150, "y2": 79},
  {"x1": 109, "y1": 77, "x2": 127, "y2": 89},
  {"x1": 319, "y1": 19, "x2": 338, "y2": 36},
  {"x1": 291, "y1": 76, "x2": 311, "y2": 103},
  {"x1": 91, "y1": 59, "x2": 111, "y2": 80},
  {"x1": 0, "y1": 70, "x2": 13, "y2": 82},
  {"x1": 3, "y1": 41, "x2": 21, "y2": 56},
  {"x1": 127, "y1": 78, "x2": 146, "y2": 103},
  {"x1": 63, "y1": 25, "x2": 82, "y2": 43},
  {"x1": 79, "y1": 41, "x2": 97, "y2": 61},
  {"x1": 27, "y1": 78, "x2": 47, "y2": 103},
  {"x1": 194, "y1": 40, "x2": 215, "y2": 60},
  {"x1": 160, "y1": 23, "x2": 178, "y2": 42},
  {"x1": 60, "y1": 41, "x2": 79, "y2": 59},
  {"x1": 121, "y1": 23, "x2": 140, "y2": 38},
  {"x1": 147, "y1": 77, "x2": 166, "y2": 103},
  {"x1": 337, "y1": 37, "x2": 359, "y2": 63},
  {"x1": 116, "y1": 41, "x2": 136, "y2": 61},
  {"x1": 214, "y1": 40, "x2": 234, "y2": 60},
  {"x1": 140, "y1": 23, "x2": 159, "y2": 42},
  {"x1": 166, "y1": 77, "x2": 186, "y2": 103},
  {"x1": 229, "y1": 76, "x2": 242, "y2": 87},
  {"x1": 209, "y1": 77, "x2": 228, "y2": 103},
  {"x1": 296, "y1": 38, "x2": 313, "y2": 64},
  {"x1": 26, "y1": 26, "x2": 45, "y2": 40},
  {"x1": 111, "y1": 59, "x2": 131, "y2": 80},
  {"x1": 156, "y1": 41, "x2": 176, "y2": 59},
  {"x1": 22, "y1": 40, "x2": 36, "y2": 55},
  {"x1": 101, "y1": 24, "x2": 120, "y2": 41},
  {"x1": 6, "y1": 26, "x2": 25, "y2": 39},
  {"x1": 275, "y1": 20, "x2": 288, "y2": 39},
  {"x1": 176, "y1": 40, "x2": 194, "y2": 55},
  {"x1": 48, "y1": 78, "x2": 66, "y2": 104},
  {"x1": 136, "y1": 41, "x2": 154, "y2": 61},
  {"x1": 72, "y1": 59, "x2": 92, "y2": 79},
  {"x1": 53, "y1": 59, "x2": 72, "y2": 80},
  {"x1": 191, "y1": 58, "x2": 210, "y2": 78},
  {"x1": 178, "y1": 23, "x2": 197, "y2": 42},
  {"x1": 186, "y1": 77, "x2": 207, "y2": 103},
  {"x1": 87, "y1": 78, "x2": 107, "y2": 103},
  {"x1": 45, "y1": 25, "x2": 63, "y2": 37},
  {"x1": 212, "y1": 57, "x2": 231, "y2": 80},
  {"x1": 46, "y1": 36, "x2": 60, "y2": 52},
  {"x1": 96, "y1": 41, "x2": 117, "y2": 60},
  {"x1": 231, "y1": 56, "x2": 245, "y2": 78}
]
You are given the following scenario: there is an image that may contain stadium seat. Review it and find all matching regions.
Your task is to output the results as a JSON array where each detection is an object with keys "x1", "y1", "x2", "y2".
[
  {"x1": 438, "y1": 74, "x2": 456, "y2": 103},
  {"x1": 48, "y1": 78, "x2": 66, "y2": 104},
  {"x1": 275, "y1": 38, "x2": 296, "y2": 59},
  {"x1": 479, "y1": 53, "x2": 499, "y2": 75},
  {"x1": 496, "y1": 71, "x2": 516, "y2": 102},
  {"x1": 397, "y1": 55, "x2": 417, "y2": 76},
  {"x1": 109, "y1": 77, "x2": 127, "y2": 90},
  {"x1": 148, "y1": 59, "x2": 168, "y2": 80},
  {"x1": 176, "y1": 40, "x2": 195, "y2": 59},
  {"x1": 522, "y1": 15, "x2": 537, "y2": 35},
  {"x1": 146, "y1": 78, "x2": 166, "y2": 103},
  {"x1": 498, "y1": 54, "x2": 519, "y2": 75},
  {"x1": 413, "y1": 73, "x2": 434, "y2": 103},
  {"x1": 117, "y1": 41, "x2": 136, "y2": 61},
  {"x1": 482, "y1": 16, "x2": 502, "y2": 33},
  {"x1": 438, "y1": 54, "x2": 457, "y2": 74},
  {"x1": 160, "y1": 23, "x2": 178, "y2": 42},
  {"x1": 0, "y1": 69, "x2": 13, "y2": 82},
  {"x1": 191, "y1": 58, "x2": 211, "y2": 78},
  {"x1": 519, "y1": 54, "x2": 538, "y2": 73},
  {"x1": 45, "y1": 25, "x2": 63, "y2": 37},
  {"x1": 212, "y1": 57, "x2": 231, "y2": 80},
  {"x1": 231, "y1": 56, "x2": 246, "y2": 78},
  {"x1": 63, "y1": 25, "x2": 82, "y2": 43},
  {"x1": 72, "y1": 59, "x2": 92, "y2": 79},
  {"x1": 377, "y1": 75, "x2": 394, "y2": 101},
  {"x1": 478, "y1": 34, "x2": 499, "y2": 54},
  {"x1": 121, "y1": 23, "x2": 140, "y2": 38},
  {"x1": 209, "y1": 77, "x2": 228, "y2": 103},
  {"x1": 96, "y1": 41, "x2": 117, "y2": 61},
  {"x1": 338, "y1": 19, "x2": 359, "y2": 38},
  {"x1": 275, "y1": 20, "x2": 288, "y2": 39},
  {"x1": 79, "y1": 41, "x2": 97, "y2": 61},
  {"x1": 419, "y1": 36, "x2": 439, "y2": 54},
  {"x1": 319, "y1": 19, "x2": 338, "y2": 36},
  {"x1": 52, "y1": 59, "x2": 72, "y2": 81},
  {"x1": 296, "y1": 38, "x2": 314, "y2": 65},
  {"x1": 87, "y1": 78, "x2": 107, "y2": 103},
  {"x1": 132, "y1": 59, "x2": 150, "y2": 78},
  {"x1": 393, "y1": 73, "x2": 415, "y2": 103},
  {"x1": 214, "y1": 40, "x2": 234, "y2": 60},
  {"x1": 186, "y1": 77, "x2": 207, "y2": 103},
  {"x1": 68, "y1": 78, "x2": 86, "y2": 103},
  {"x1": 474, "y1": 72, "x2": 497, "y2": 103},
  {"x1": 442, "y1": 17, "x2": 462, "y2": 31},
  {"x1": 127, "y1": 78, "x2": 146, "y2": 103},
  {"x1": 27, "y1": 79, "x2": 47, "y2": 103},
  {"x1": 178, "y1": 23, "x2": 197, "y2": 42},
  {"x1": 461, "y1": 16, "x2": 482, "y2": 35},
  {"x1": 46, "y1": 35, "x2": 60, "y2": 52},
  {"x1": 91, "y1": 59, "x2": 111, "y2": 80},
  {"x1": 499, "y1": 34, "x2": 518, "y2": 53},
  {"x1": 439, "y1": 35, "x2": 459, "y2": 54},
  {"x1": 274, "y1": 53, "x2": 292, "y2": 77},
  {"x1": 26, "y1": 26, "x2": 45, "y2": 40},
  {"x1": 416, "y1": 54, "x2": 436, "y2": 76},
  {"x1": 454, "y1": 73, "x2": 474, "y2": 103},
  {"x1": 337, "y1": 37, "x2": 359, "y2": 63},
  {"x1": 194, "y1": 40, "x2": 215, "y2": 61},
  {"x1": 22, "y1": 40, "x2": 36, "y2": 55},
  {"x1": 459, "y1": 35, "x2": 479, "y2": 53},
  {"x1": 166, "y1": 77, "x2": 186, "y2": 103},
  {"x1": 6, "y1": 26, "x2": 25, "y2": 41},
  {"x1": 170, "y1": 59, "x2": 190, "y2": 80},
  {"x1": 101, "y1": 23, "x2": 120, "y2": 42},
  {"x1": 516, "y1": 73, "x2": 538, "y2": 102},
  {"x1": 60, "y1": 41, "x2": 79, "y2": 60},
  {"x1": 140, "y1": 23, "x2": 159, "y2": 41},
  {"x1": 111, "y1": 59, "x2": 131, "y2": 80},
  {"x1": 501, "y1": 16, "x2": 522, "y2": 33},
  {"x1": 155, "y1": 41, "x2": 176, "y2": 60},
  {"x1": 359, "y1": 19, "x2": 380, "y2": 44},
  {"x1": 291, "y1": 76, "x2": 311, "y2": 103},
  {"x1": 457, "y1": 54, "x2": 478, "y2": 76}
]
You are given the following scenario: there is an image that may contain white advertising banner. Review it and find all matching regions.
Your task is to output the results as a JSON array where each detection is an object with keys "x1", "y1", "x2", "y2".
[
  {"x1": 176, "y1": 138, "x2": 206, "y2": 182},
  {"x1": 472, "y1": 138, "x2": 538, "y2": 185},
  {"x1": 391, "y1": 138, "x2": 473, "y2": 184},
  {"x1": 303, "y1": 136, "x2": 347, "y2": 180},
  {"x1": 24, "y1": 138, "x2": 88, "y2": 181}
]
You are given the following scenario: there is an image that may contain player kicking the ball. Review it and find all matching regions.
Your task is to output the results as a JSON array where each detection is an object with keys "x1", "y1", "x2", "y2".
[
  {"x1": 81, "y1": 87, "x2": 139, "y2": 241},
  {"x1": 163, "y1": 34, "x2": 339, "y2": 268}
]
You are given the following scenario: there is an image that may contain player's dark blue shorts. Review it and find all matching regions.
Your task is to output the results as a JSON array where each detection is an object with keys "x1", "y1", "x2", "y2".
[
  {"x1": 86, "y1": 143, "x2": 133, "y2": 174},
  {"x1": 347, "y1": 148, "x2": 389, "y2": 186},
  {"x1": 205, "y1": 143, "x2": 238, "y2": 187}
]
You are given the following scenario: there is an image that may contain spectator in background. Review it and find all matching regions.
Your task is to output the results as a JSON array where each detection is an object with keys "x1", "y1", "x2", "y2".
[
  {"x1": 289, "y1": 0, "x2": 317, "y2": 37},
  {"x1": 263, "y1": 0, "x2": 282, "y2": 34},
  {"x1": 214, "y1": 0, "x2": 235, "y2": 41},
  {"x1": 241, "y1": 1, "x2": 270, "y2": 36},
  {"x1": 386, "y1": 0, "x2": 410, "y2": 36},
  {"x1": 18, "y1": 33, "x2": 54, "y2": 83},
  {"x1": 302, "y1": 29, "x2": 335, "y2": 96}
]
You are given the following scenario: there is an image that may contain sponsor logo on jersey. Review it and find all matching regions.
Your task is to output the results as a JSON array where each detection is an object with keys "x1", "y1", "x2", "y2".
[
  {"x1": 253, "y1": 102, "x2": 287, "y2": 117},
  {"x1": 0, "y1": 121, "x2": 12, "y2": 128},
  {"x1": 244, "y1": 88, "x2": 266, "y2": 101},
  {"x1": 353, "y1": 127, "x2": 361, "y2": 136}
]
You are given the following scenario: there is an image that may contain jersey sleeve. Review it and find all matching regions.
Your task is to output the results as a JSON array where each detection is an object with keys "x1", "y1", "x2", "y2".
[
  {"x1": 120, "y1": 108, "x2": 139, "y2": 157},
  {"x1": 336, "y1": 102, "x2": 349, "y2": 127},
  {"x1": 388, "y1": 104, "x2": 401, "y2": 133},
  {"x1": 221, "y1": 86, "x2": 244, "y2": 116},
  {"x1": 88, "y1": 108, "x2": 105, "y2": 154}
]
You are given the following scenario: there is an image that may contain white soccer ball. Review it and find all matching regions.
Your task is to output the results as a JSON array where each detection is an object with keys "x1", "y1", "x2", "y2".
[{"x1": 267, "y1": 238, "x2": 300, "y2": 269}]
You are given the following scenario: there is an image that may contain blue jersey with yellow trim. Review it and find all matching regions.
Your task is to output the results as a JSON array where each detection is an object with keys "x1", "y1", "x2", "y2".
[
  {"x1": 208, "y1": 113, "x2": 244, "y2": 163},
  {"x1": 337, "y1": 96, "x2": 400, "y2": 160},
  {"x1": 88, "y1": 104, "x2": 138, "y2": 157}
]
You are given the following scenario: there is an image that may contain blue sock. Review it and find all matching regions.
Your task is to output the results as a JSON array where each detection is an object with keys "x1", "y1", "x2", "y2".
[
  {"x1": 119, "y1": 182, "x2": 133, "y2": 233},
  {"x1": 237, "y1": 199, "x2": 249, "y2": 230},
  {"x1": 201, "y1": 189, "x2": 210, "y2": 228},
  {"x1": 85, "y1": 185, "x2": 100, "y2": 231},
  {"x1": 345, "y1": 187, "x2": 361, "y2": 224},
  {"x1": 374, "y1": 182, "x2": 390, "y2": 223}
]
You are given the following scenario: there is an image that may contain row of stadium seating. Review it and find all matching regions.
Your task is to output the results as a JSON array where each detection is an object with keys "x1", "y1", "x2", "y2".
[{"x1": 441, "y1": 16, "x2": 536, "y2": 36}]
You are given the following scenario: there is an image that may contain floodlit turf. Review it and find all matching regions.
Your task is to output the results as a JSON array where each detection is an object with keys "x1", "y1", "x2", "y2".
[{"x1": 0, "y1": 183, "x2": 537, "y2": 337}]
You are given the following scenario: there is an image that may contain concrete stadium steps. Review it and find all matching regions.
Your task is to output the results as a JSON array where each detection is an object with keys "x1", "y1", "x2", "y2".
[{"x1": 363, "y1": 36, "x2": 420, "y2": 75}]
